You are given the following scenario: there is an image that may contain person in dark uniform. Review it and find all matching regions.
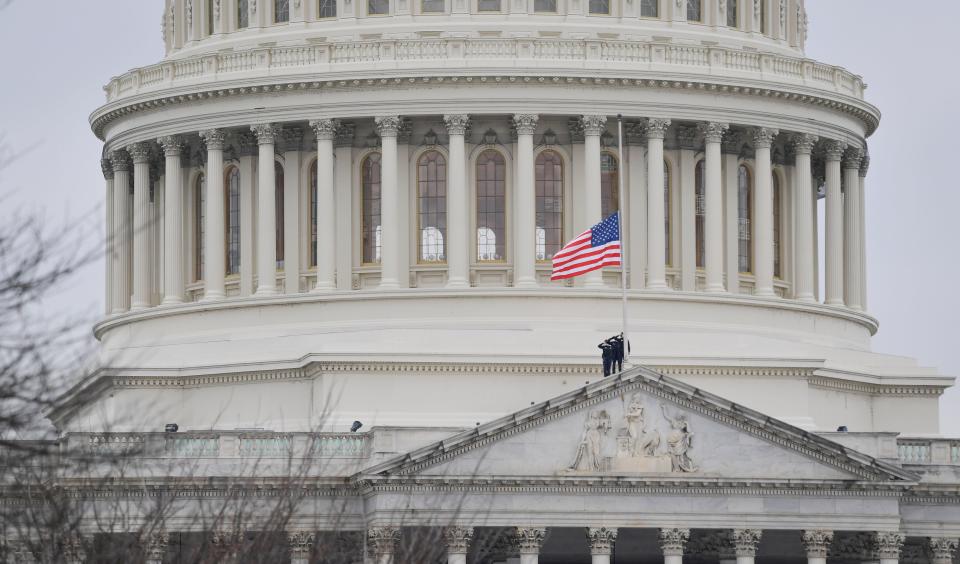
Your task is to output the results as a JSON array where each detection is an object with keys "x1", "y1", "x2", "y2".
[
  {"x1": 599, "y1": 340, "x2": 613, "y2": 376},
  {"x1": 611, "y1": 334, "x2": 624, "y2": 373}
]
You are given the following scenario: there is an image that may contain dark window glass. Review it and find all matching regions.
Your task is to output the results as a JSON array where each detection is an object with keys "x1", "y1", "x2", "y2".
[
  {"x1": 195, "y1": 174, "x2": 205, "y2": 281},
  {"x1": 695, "y1": 160, "x2": 705, "y2": 268},
  {"x1": 238, "y1": 0, "x2": 249, "y2": 28},
  {"x1": 664, "y1": 160, "x2": 672, "y2": 265},
  {"x1": 589, "y1": 0, "x2": 610, "y2": 14},
  {"x1": 738, "y1": 165, "x2": 752, "y2": 273},
  {"x1": 727, "y1": 0, "x2": 738, "y2": 27},
  {"x1": 310, "y1": 161, "x2": 318, "y2": 267},
  {"x1": 773, "y1": 171, "x2": 782, "y2": 278},
  {"x1": 601, "y1": 152, "x2": 619, "y2": 218},
  {"x1": 368, "y1": 0, "x2": 389, "y2": 14},
  {"x1": 319, "y1": 0, "x2": 338, "y2": 17},
  {"x1": 535, "y1": 151, "x2": 563, "y2": 261},
  {"x1": 275, "y1": 164, "x2": 284, "y2": 270},
  {"x1": 417, "y1": 151, "x2": 447, "y2": 262},
  {"x1": 422, "y1": 0, "x2": 444, "y2": 11},
  {"x1": 534, "y1": 0, "x2": 557, "y2": 12},
  {"x1": 640, "y1": 0, "x2": 658, "y2": 17},
  {"x1": 275, "y1": 0, "x2": 290, "y2": 22},
  {"x1": 362, "y1": 153, "x2": 383, "y2": 263},
  {"x1": 225, "y1": 168, "x2": 241, "y2": 276},
  {"x1": 687, "y1": 0, "x2": 701, "y2": 21},
  {"x1": 478, "y1": 0, "x2": 501, "y2": 10},
  {"x1": 476, "y1": 150, "x2": 506, "y2": 262}
]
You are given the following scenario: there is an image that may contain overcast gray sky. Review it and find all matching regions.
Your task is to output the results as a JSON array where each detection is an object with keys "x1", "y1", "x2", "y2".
[{"x1": 1, "y1": 1, "x2": 957, "y2": 433}]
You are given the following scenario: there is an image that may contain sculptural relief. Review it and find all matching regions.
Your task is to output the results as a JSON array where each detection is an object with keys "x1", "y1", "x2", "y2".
[{"x1": 567, "y1": 395, "x2": 697, "y2": 474}]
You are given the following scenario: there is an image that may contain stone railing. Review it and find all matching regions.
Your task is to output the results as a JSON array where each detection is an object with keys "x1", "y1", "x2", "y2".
[
  {"x1": 897, "y1": 438, "x2": 960, "y2": 466},
  {"x1": 64, "y1": 431, "x2": 371, "y2": 460},
  {"x1": 103, "y1": 37, "x2": 865, "y2": 104}
]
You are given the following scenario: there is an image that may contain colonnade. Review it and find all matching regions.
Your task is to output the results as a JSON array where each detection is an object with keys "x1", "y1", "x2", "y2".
[
  {"x1": 10, "y1": 526, "x2": 956, "y2": 564},
  {"x1": 101, "y1": 113, "x2": 870, "y2": 316}
]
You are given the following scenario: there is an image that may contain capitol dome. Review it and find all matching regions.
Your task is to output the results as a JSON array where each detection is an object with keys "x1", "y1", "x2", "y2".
[{"x1": 63, "y1": 0, "x2": 943, "y2": 438}]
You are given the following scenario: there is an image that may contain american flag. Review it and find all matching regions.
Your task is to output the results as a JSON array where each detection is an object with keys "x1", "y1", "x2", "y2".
[{"x1": 551, "y1": 213, "x2": 622, "y2": 281}]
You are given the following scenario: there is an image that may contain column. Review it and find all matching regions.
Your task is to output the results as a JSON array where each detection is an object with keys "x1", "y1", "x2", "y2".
[
  {"x1": 843, "y1": 146, "x2": 864, "y2": 310},
  {"x1": 645, "y1": 118, "x2": 671, "y2": 290},
  {"x1": 659, "y1": 528, "x2": 690, "y2": 564},
  {"x1": 142, "y1": 530, "x2": 170, "y2": 564},
  {"x1": 334, "y1": 123, "x2": 356, "y2": 290},
  {"x1": 513, "y1": 114, "x2": 539, "y2": 288},
  {"x1": 581, "y1": 115, "x2": 608, "y2": 288},
  {"x1": 587, "y1": 527, "x2": 617, "y2": 564},
  {"x1": 288, "y1": 531, "x2": 315, "y2": 564},
  {"x1": 102, "y1": 158, "x2": 115, "y2": 315},
  {"x1": 823, "y1": 140, "x2": 847, "y2": 306},
  {"x1": 158, "y1": 136, "x2": 185, "y2": 305},
  {"x1": 732, "y1": 529, "x2": 762, "y2": 564},
  {"x1": 110, "y1": 151, "x2": 132, "y2": 312},
  {"x1": 701, "y1": 122, "x2": 728, "y2": 292},
  {"x1": 791, "y1": 133, "x2": 818, "y2": 302},
  {"x1": 875, "y1": 532, "x2": 904, "y2": 564},
  {"x1": 444, "y1": 114, "x2": 471, "y2": 288},
  {"x1": 678, "y1": 127, "x2": 697, "y2": 292},
  {"x1": 280, "y1": 128, "x2": 303, "y2": 294},
  {"x1": 199, "y1": 129, "x2": 226, "y2": 301},
  {"x1": 251, "y1": 123, "x2": 279, "y2": 296},
  {"x1": 751, "y1": 127, "x2": 779, "y2": 297},
  {"x1": 859, "y1": 155, "x2": 870, "y2": 309},
  {"x1": 367, "y1": 527, "x2": 401, "y2": 564},
  {"x1": 128, "y1": 142, "x2": 153, "y2": 311},
  {"x1": 626, "y1": 124, "x2": 648, "y2": 290},
  {"x1": 238, "y1": 132, "x2": 257, "y2": 296},
  {"x1": 375, "y1": 116, "x2": 402, "y2": 289},
  {"x1": 801, "y1": 529, "x2": 833, "y2": 564},
  {"x1": 722, "y1": 131, "x2": 742, "y2": 294},
  {"x1": 516, "y1": 527, "x2": 547, "y2": 564},
  {"x1": 445, "y1": 526, "x2": 474, "y2": 564},
  {"x1": 929, "y1": 538, "x2": 959, "y2": 564},
  {"x1": 311, "y1": 119, "x2": 338, "y2": 292}
]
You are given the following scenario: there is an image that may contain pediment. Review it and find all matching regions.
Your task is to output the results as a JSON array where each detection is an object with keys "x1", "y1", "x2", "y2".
[{"x1": 360, "y1": 367, "x2": 915, "y2": 484}]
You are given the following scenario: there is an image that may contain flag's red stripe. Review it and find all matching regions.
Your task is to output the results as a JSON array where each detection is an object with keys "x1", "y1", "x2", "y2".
[
  {"x1": 551, "y1": 242, "x2": 621, "y2": 270},
  {"x1": 552, "y1": 247, "x2": 622, "y2": 276},
  {"x1": 552, "y1": 252, "x2": 621, "y2": 278},
  {"x1": 551, "y1": 257, "x2": 621, "y2": 280}
]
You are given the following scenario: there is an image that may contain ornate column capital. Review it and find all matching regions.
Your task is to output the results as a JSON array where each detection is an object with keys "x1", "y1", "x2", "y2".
[
  {"x1": 699, "y1": 122, "x2": 729, "y2": 144},
  {"x1": 790, "y1": 133, "x2": 819, "y2": 155},
  {"x1": 516, "y1": 527, "x2": 548, "y2": 554},
  {"x1": 127, "y1": 142, "x2": 153, "y2": 164},
  {"x1": 731, "y1": 529, "x2": 763, "y2": 557},
  {"x1": 751, "y1": 127, "x2": 780, "y2": 150},
  {"x1": 580, "y1": 115, "x2": 608, "y2": 136},
  {"x1": 101, "y1": 157, "x2": 115, "y2": 180},
  {"x1": 645, "y1": 118, "x2": 672, "y2": 140},
  {"x1": 443, "y1": 114, "x2": 471, "y2": 136},
  {"x1": 367, "y1": 527, "x2": 400, "y2": 556},
  {"x1": 843, "y1": 146, "x2": 865, "y2": 170},
  {"x1": 659, "y1": 528, "x2": 690, "y2": 556},
  {"x1": 822, "y1": 139, "x2": 848, "y2": 162},
  {"x1": 199, "y1": 128, "x2": 226, "y2": 150},
  {"x1": 157, "y1": 135, "x2": 184, "y2": 157},
  {"x1": 859, "y1": 153, "x2": 871, "y2": 178},
  {"x1": 287, "y1": 530, "x2": 316, "y2": 561},
  {"x1": 587, "y1": 527, "x2": 618, "y2": 556},
  {"x1": 374, "y1": 115, "x2": 402, "y2": 138},
  {"x1": 251, "y1": 123, "x2": 280, "y2": 145},
  {"x1": 874, "y1": 532, "x2": 905, "y2": 559},
  {"x1": 512, "y1": 114, "x2": 540, "y2": 136},
  {"x1": 109, "y1": 150, "x2": 131, "y2": 172},
  {"x1": 801, "y1": 530, "x2": 834, "y2": 558},
  {"x1": 310, "y1": 119, "x2": 340, "y2": 142},
  {"x1": 929, "y1": 537, "x2": 959, "y2": 563},
  {"x1": 444, "y1": 526, "x2": 474, "y2": 554}
]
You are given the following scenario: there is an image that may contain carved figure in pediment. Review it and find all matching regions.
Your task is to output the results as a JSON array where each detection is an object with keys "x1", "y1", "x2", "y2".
[
  {"x1": 661, "y1": 403, "x2": 698, "y2": 472},
  {"x1": 625, "y1": 393, "x2": 660, "y2": 456},
  {"x1": 569, "y1": 410, "x2": 611, "y2": 472}
]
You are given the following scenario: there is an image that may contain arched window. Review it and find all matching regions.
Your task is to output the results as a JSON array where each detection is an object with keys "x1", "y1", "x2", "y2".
[
  {"x1": 535, "y1": 150, "x2": 564, "y2": 261},
  {"x1": 773, "y1": 171, "x2": 782, "y2": 279},
  {"x1": 309, "y1": 160, "x2": 318, "y2": 267},
  {"x1": 318, "y1": 0, "x2": 337, "y2": 17},
  {"x1": 274, "y1": 0, "x2": 290, "y2": 22},
  {"x1": 727, "y1": 0, "x2": 738, "y2": 27},
  {"x1": 225, "y1": 167, "x2": 241, "y2": 276},
  {"x1": 694, "y1": 160, "x2": 705, "y2": 269},
  {"x1": 238, "y1": 0, "x2": 249, "y2": 28},
  {"x1": 476, "y1": 150, "x2": 506, "y2": 262},
  {"x1": 664, "y1": 159, "x2": 673, "y2": 266},
  {"x1": 737, "y1": 165, "x2": 753, "y2": 273},
  {"x1": 600, "y1": 152, "x2": 619, "y2": 218},
  {"x1": 361, "y1": 153, "x2": 383, "y2": 264},
  {"x1": 275, "y1": 163, "x2": 285, "y2": 270},
  {"x1": 640, "y1": 0, "x2": 658, "y2": 17},
  {"x1": 687, "y1": 0, "x2": 702, "y2": 21},
  {"x1": 417, "y1": 151, "x2": 447, "y2": 263},
  {"x1": 194, "y1": 173, "x2": 205, "y2": 281}
]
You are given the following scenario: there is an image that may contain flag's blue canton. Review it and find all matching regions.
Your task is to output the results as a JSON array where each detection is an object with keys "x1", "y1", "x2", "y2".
[{"x1": 591, "y1": 212, "x2": 620, "y2": 247}]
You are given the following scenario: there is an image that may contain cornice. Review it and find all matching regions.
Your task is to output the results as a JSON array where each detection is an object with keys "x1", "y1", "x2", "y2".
[
  {"x1": 91, "y1": 40, "x2": 878, "y2": 141},
  {"x1": 808, "y1": 376, "x2": 948, "y2": 397}
]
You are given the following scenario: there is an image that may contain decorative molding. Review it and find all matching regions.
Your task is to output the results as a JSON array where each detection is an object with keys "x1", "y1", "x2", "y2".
[
  {"x1": 822, "y1": 140, "x2": 847, "y2": 162},
  {"x1": 199, "y1": 128, "x2": 226, "y2": 150},
  {"x1": 310, "y1": 119, "x2": 339, "y2": 142},
  {"x1": 929, "y1": 537, "x2": 959, "y2": 563},
  {"x1": 790, "y1": 133, "x2": 819, "y2": 155},
  {"x1": 516, "y1": 527, "x2": 547, "y2": 554},
  {"x1": 659, "y1": 528, "x2": 690, "y2": 556},
  {"x1": 699, "y1": 122, "x2": 729, "y2": 144},
  {"x1": 374, "y1": 115, "x2": 401, "y2": 137},
  {"x1": 842, "y1": 146, "x2": 865, "y2": 170},
  {"x1": 580, "y1": 115, "x2": 607, "y2": 136},
  {"x1": 251, "y1": 123, "x2": 280, "y2": 145},
  {"x1": 512, "y1": 114, "x2": 539, "y2": 135},
  {"x1": 802, "y1": 529, "x2": 834, "y2": 558},
  {"x1": 127, "y1": 141, "x2": 153, "y2": 164},
  {"x1": 367, "y1": 527, "x2": 400, "y2": 555},
  {"x1": 444, "y1": 526, "x2": 474, "y2": 553},
  {"x1": 101, "y1": 157, "x2": 114, "y2": 180},
  {"x1": 645, "y1": 118, "x2": 671, "y2": 139},
  {"x1": 732, "y1": 529, "x2": 762, "y2": 557},
  {"x1": 751, "y1": 127, "x2": 780, "y2": 150},
  {"x1": 109, "y1": 149, "x2": 131, "y2": 172},
  {"x1": 443, "y1": 114, "x2": 470, "y2": 136},
  {"x1": 859, "y1": 153, "x2": 871, "y2": 178},
  {"x1": 875, "y1": 532, "x2": 906, "y2": 559},
  {"x1": 587, "y1": 527, "x2": 617, "y2": 555}
]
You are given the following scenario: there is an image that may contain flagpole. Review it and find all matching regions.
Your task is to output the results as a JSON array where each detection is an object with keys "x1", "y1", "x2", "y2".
[{"x1": 617, "y1": 115, "x2": 629, "y2": 365}]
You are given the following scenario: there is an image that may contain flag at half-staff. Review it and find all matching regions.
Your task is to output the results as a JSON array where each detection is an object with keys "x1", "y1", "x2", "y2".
[{"x1": 551, "y1": 212, "x2": 622, "y2": 281}]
